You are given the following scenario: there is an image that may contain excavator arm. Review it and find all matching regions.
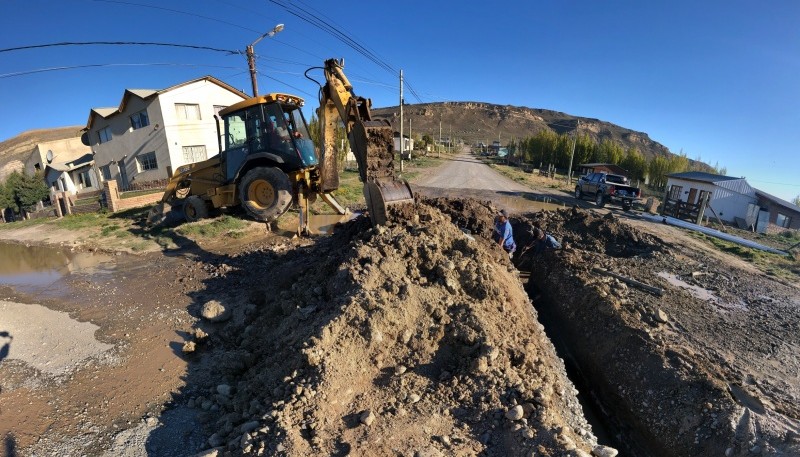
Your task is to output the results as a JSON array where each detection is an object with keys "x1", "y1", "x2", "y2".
[{"x1": 317, "y1": 58, "x2": 414, "y2": 225}]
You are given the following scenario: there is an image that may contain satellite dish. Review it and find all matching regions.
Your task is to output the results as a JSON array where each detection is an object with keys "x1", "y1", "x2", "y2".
[{"x1": 46, "y1": 150, "x2": 54, "y2": 163}]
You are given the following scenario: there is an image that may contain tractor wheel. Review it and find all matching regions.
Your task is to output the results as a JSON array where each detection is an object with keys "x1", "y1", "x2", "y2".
[
  {"x1": 575, "y1": 187, "x2": 582, "y2": 200},
  {"x1": 623, "y1": 201, "x2": 632, "y2": 211},
  {"x1": 239, "y1": 167, "x2": 292, "y2": 222},
  {"x1": 183, "y1": 196, "x2": 209, "y2": 222},
  {"x1": 595, "y1": 192, "x2": 606, "y2": 208}
]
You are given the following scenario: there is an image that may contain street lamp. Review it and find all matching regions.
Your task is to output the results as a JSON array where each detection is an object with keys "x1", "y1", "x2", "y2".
[{"x1": 246, "y1": 23, "x2": 284, "y2": 97}]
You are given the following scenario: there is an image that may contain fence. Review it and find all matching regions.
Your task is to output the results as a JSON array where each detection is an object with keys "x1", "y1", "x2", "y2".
[{"x1": 104, "y1": 180, "x2": 164, "y2": 212}]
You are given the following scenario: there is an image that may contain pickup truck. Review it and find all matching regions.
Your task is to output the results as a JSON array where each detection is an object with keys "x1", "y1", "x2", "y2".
[{"x1": 574, "y1": 172, "x2": 641, "y2": 211}]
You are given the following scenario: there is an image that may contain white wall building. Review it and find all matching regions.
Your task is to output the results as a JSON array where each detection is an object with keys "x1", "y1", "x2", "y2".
[
  {"x1": 84, "y1": 76, "x2": 248, "y2": 189},
  {"x1": 665, "y1": 171, "x2": 757, "y2": 223}
]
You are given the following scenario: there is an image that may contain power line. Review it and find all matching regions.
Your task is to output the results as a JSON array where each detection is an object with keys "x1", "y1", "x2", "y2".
[
  {"x1": 0, "y1": 41, "x2": 237, "y2": 55},
  {"x1": 0, "y1": 63, "x2": 242, "y2": 79},
  {"x1": 90, "y1": 0, "x2": 264, "y2": 34},
  {"x1": 268, "y1": 0, "x2": 425, "y2": 103}
]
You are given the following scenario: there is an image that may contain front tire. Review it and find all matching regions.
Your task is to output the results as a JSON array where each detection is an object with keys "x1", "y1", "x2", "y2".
[
  {"x1": 239, "y1": 167, "x2": 292, "y2": 222},
  {"x1": 622, "y1": 201, "x2": 632, "y2": 211},
  {"x1": 595, "y1": 192, "x2": 606, "y2": 208},
  {"x1": 575, "y1": 187, "x2": 583, "y2": 199},
  {"x1": 183, "y1": 196, "x2": 209, "y2": 222}
]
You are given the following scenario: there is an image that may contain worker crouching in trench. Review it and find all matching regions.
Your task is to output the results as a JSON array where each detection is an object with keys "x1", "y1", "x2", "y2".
[{"x1": 510, "y1": 222, "x2": 562, "y2": 303}]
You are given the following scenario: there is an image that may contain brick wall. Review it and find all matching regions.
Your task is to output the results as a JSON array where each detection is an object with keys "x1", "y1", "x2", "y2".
[
  {"x1": 116, "y1": 192, "x2": 163, "y2": 211},
  {"x1": 104, "y1": 180, "x2": 163, "y2": 212}
]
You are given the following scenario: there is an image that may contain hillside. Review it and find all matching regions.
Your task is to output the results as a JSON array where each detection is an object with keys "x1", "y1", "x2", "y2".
[
  {"x1": 373, "y1": 102, "x2": 674, "y2": 162},
  {"x1": 0, "y1": 126, "x2": 84, "y2": 180}
]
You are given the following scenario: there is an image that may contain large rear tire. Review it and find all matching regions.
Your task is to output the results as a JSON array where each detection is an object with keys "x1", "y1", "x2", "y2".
[
  {"x1": 183, "y1": 196, "x2": 209, "y2": 222},
  {"x1": 239, "y1": 167, "x2": 292, "y2": 222}
]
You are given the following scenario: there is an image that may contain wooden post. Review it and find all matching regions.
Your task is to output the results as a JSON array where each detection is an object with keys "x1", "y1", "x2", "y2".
[{"x1": 696, "y1": 192, "x2": 709, "y2": 225}]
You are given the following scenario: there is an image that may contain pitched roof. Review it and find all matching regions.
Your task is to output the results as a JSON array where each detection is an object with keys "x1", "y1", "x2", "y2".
[
  {"x1": 755, "y1": 188, "x2": 800, "y2": 213},
  {"x1": 86, "y1": 76, "x2": 249, "y2": 129},
  {"x1": 666, "y1": 171, "x2": 742, "y2": 183}
]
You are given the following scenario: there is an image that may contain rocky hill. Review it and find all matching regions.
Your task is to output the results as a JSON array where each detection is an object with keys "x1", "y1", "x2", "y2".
[
  {"x1": 0, "y1": 126, "x2": 84, "y2": 181},
  {"x1": 373, "y1": 102, "x2": 673, "y2": 161}
]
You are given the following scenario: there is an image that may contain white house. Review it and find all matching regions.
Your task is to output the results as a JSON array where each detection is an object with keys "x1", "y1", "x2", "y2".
[
  {"x1": 24, "y1": 137, "x2": 98, "y2": 196},
  {"x1": 84, "y1": 76, "x2": 248, "y2": 189},
  {"x1": 665, "y1": 171, "x2": 757, "y2": 223},
  {"x1": 44, "y1": 153, "x2": 98, "y2": 196}
]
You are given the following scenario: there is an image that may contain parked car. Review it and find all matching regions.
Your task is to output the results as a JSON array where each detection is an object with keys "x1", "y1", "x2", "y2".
[{"x1": 575, "y1": 172, "x2": 641, "y2": 211}]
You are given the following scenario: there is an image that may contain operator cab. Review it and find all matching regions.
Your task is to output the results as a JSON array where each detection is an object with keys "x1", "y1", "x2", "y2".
[{"x1": 219, "y1": 93, "x2": 317, "y2": 180}]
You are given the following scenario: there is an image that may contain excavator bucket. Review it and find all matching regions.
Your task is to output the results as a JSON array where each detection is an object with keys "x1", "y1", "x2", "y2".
[{"x1": 364, "y1": 179, "x2": 414, "y2": 225}]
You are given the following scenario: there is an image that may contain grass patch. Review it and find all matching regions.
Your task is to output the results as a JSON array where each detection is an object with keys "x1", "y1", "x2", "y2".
[
  {"x1": 176, "y1": 215, "x2": 248, "y2": 238},
  {"x1": 690, "y1": 232, "x2": 799, "y2": 282},
  {"x1": 101, "y1": 224, "x2": 121, "y2": 236}
]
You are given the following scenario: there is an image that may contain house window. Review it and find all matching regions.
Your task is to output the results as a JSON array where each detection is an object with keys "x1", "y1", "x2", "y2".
[
  {"x1": 98, "y1": 126, "x2": 112, "y2": 144},
  {"x1": 130, "y1": 110, "x2": 150, "y2": 130},
  {"x1": 136, "y1": 151, "x2": 158, "y2": 171},
  {"x1": 669, "y1": 185, "x2": 683, "y2": 200},
  {"x1": 175, "y1": 103, "x2": 201, "y2": 120},
  {"x1": 182, "y1": 145, "x2": 208, "y2": 163},
  {"x1": 776, "y1": 213, "x2": 791, "y2": 228},
  {"x1": 100, "y1": 165, "x2": 112, "y2": 180}
]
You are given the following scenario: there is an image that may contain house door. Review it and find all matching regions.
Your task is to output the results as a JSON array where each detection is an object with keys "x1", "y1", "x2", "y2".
[
  {"x1": 118, "y1": 158, "x2": 129, "y2": 189},
  {"x1": 687, "y1": 188, "x2": 698, "y2": 204}
]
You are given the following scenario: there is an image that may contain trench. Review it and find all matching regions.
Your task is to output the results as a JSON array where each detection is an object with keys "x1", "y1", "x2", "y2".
[{"x1": 524, "y1": 279, "x2": 653, "y2": 457}]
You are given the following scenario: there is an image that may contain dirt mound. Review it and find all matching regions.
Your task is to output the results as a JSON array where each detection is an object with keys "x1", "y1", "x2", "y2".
[{"x1": 181, "y1": 200, "x2": 606, "y2": 456}]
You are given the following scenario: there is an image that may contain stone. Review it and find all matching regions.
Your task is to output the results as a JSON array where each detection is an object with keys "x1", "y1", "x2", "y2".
[
  {"x1": 216, "y1": 384, "x2": 233, "y2": 396},
  {"x1": 239, "y1": 421, "x2": 260, "y2": 434},
  {"x1": 505, "y1": 405, "x2": 524, "y2": 421},
  {"x1": 395, "y1": 365, "x2": 408, "y2": 375},
  {"x1": 360, "y1": 409, "x2": 376, "y2": 426},
  {"x1": 202, "y1": 300, "x2": 231, "y2": 322},
  {"x1": 182, "y1": 341, "x2": 196, "y2": 353},
  {"x1": 592, "y1": 445, "x2": 619, "y2": 457},
  {"x1": 654, "y1": 309, "x2": 669, "y2": 324},
  {"x1": 409, "y1": 393, "x2": 421, "y2": 403}
]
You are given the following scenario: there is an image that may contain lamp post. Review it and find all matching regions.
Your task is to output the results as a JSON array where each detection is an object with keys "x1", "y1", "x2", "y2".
[{"x1": 246, "y1": 23, "x2": 284, "y2": 97}]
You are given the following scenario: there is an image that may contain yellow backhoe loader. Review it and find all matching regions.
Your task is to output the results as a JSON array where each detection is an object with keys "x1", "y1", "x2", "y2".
[{"x1": 148, "y1": 58, "x2": 413, "y2": 232}]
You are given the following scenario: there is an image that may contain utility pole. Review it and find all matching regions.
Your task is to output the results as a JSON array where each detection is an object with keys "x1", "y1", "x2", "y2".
[
  {"x1": 246, "y1": 23, "x2": 284, "y2": 97},
  {"x1": 399, "y1": 69, "x2": 404, "y2": 172},
  {"x1": 438, "y1": 118, "x2": 442, "y2": 158},
  {"x1": 408, "y1": 116, "x2": 412, "y2": 157},
  {"x1": 448, "y1": 125, "x2": 452, "y2": 154},
  {"x1": 567, "y1": 120, "x2": 579, "y2": 184}
]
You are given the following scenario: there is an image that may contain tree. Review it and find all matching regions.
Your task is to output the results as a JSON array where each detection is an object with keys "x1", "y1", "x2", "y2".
[
  {"x1": 0, "y1": 179, "x2": 13, "y2": 223},
  {"x1": 421, "y1": 134, "x2": 433, "y2": 148},
  {"x1": 648, "y1": 155, "x2": 671, "y2": 190},
  {"x1": 5, "y1": 171, "x2": 49, "y2": 215},
  {"x1": 621, "y1": 147, "x2": 647, "y2": 182},
  {"x1": 793, "y1": 195, "x2": 800, "y2": 207}
]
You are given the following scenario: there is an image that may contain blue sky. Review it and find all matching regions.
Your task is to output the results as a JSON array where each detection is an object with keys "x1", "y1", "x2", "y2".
[{"x1": 1, "y1": 0, "x2": 798, "y2": 201}]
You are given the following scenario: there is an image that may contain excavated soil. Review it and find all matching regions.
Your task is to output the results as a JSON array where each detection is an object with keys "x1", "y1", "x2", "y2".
[{"x1": 175, "y1": 198, "x2": 605, "y2": 456}]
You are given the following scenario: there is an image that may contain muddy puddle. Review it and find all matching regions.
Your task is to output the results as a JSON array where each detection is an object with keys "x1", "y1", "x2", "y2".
[
  {"x1": 0, "y1": 241, "x2": 117, "y2": 378},
  {"x1": 308, "y1": 212, "x2": 361, "y2": 235},
  {"x1": 657, "y1": 271, "x2": 747, "y2": 311},
  {"x1": 0, "y1": 241, "x2": 114, "y2": 295}
]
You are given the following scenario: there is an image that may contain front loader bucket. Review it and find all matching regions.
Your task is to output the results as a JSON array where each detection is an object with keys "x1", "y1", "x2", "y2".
[{"x1": 364, "y1": 178, "x2": 414, "y2": 226}]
